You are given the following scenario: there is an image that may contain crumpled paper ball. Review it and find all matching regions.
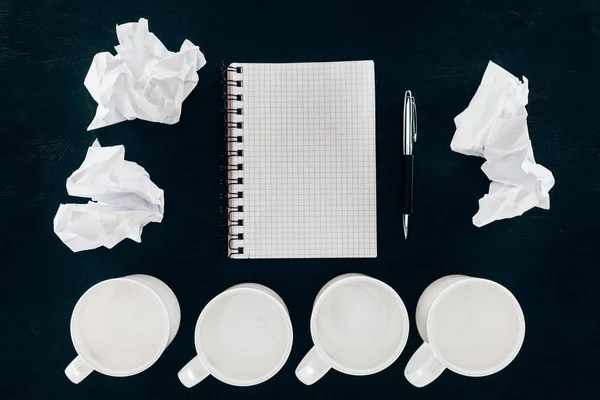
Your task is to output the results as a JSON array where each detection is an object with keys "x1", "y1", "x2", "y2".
[
  {"x1": 84, "y1": 18, "x2": 207, "y2": 130},
  {"x1": 451, "y1": 61, "x2": 555, "y2": 227}
]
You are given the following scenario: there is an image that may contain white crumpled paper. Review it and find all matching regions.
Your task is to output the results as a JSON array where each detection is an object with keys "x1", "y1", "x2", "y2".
[
  {"x1": 54, "y1": 140, "x2": 164, "y2": 252},
  {"x1": 451, "y1": 61, "x2": 555, "y2": 227},
  {"x1": 85, "y1": 18, "x2": 206, "y2": 130}
]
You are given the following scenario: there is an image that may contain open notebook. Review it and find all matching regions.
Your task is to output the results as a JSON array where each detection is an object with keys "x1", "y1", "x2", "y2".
[{"x1": 225, "y1": 61, "x2": 377, "y2": 259}]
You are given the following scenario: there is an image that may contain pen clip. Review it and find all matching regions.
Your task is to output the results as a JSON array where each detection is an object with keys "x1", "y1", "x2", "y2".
[{"x1": 411, "y1": 96, "x2": 417, "y2": 143}]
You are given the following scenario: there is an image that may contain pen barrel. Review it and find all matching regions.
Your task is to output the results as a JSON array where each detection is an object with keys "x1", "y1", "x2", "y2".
[{"x1": 402, "y1": 154, "x2": 414, "y2": 215}]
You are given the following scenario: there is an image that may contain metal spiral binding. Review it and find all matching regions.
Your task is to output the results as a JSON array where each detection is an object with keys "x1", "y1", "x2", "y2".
[{"x1": 221, "y1": 64, "x2": 244, "y2": 258}]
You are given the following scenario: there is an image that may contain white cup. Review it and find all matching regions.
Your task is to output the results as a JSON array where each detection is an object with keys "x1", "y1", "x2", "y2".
[
  {"x1": 295, "y1": 273, "x2": 409, "y2": 385},
  {"x1": 65, "y1": 274, "x2": 180, "y2": 383},
  {"x1": 404, "y1": 275, "x2": 526, "y2": 387},
  {"x1": 178, "y1": 283, "x2": 293, "y2": 387}
]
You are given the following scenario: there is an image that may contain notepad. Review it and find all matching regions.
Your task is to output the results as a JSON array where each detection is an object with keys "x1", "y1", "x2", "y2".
[{"x1": 225, "y1": 61, "x2": 377, "y2": 259}]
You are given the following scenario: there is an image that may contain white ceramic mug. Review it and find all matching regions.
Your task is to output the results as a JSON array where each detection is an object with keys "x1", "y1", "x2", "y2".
[
  {"x1": 295, "y1": 273, "x2": 409, "y2": 385},
  {"x1": 178, "y1": 283, "x2": 293, "y2": 387},
  {"x1": 404, "y1": 275, "x2": 525, "y2": 387},
  {"x1": 65, "y1": 274, "x2": 180, "y2": 383}
]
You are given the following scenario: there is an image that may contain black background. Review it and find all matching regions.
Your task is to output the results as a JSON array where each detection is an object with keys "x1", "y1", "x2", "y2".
[{"x1": 1, "y1": 0, "x2": 599, "y2": 399}]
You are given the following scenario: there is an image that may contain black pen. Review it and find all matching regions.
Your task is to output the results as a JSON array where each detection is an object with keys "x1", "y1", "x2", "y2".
[{"x1": 402, "y1": 91, "x2": 417, "y2": 239}]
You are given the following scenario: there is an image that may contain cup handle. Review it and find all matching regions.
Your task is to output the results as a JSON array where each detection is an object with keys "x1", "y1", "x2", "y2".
[
  {"x1": 65, "y1": 355, "x2": 93, "y2": 384},
  {"x1": 178, "y1": 356, "x2": 210, "y2": 388},
  {"x1": 295, "y1": 346, "x2": 331, "y2": 385},
  {"x1": 404, "y1": 342, "x2": 446, "y2": 387}
]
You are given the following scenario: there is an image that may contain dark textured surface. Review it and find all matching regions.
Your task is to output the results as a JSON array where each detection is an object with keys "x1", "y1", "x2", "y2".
[{"x1": 1, "y1": 0, "x2": 599, "y2": 398}]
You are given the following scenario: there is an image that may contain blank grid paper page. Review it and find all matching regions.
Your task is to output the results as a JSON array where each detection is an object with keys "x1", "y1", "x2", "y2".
[{"x1": 235, "y1": 61, "x2": 377, "y2": 258}]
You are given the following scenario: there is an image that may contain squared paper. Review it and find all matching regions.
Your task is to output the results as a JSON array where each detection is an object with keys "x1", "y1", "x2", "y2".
[{"x1": 228, "y1": 61, "x2": 377, "y2": 259}]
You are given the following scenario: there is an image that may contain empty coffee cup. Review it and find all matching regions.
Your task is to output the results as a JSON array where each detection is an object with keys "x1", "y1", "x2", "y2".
[
  {"x1": 178, "y1": 283, "x2": 293, "y2": 387},
  {"x1": 65, "y1": 275, "x2": 180, "y2": 383},
  {"x1": 404, "y1": 275, "x2": 525, "y2": 387},
  {"x1": 296, "y1": 273, "x2": 409, "y2": 385}
]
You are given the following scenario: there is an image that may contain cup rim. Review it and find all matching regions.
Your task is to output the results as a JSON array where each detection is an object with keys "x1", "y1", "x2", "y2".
[
  {"x1": 194, "y1": 284, "x2": 293, "y2": 387},
  {"x1": 426, "y1": 277, "x2": 526, "y2": 377},
  {"x1": 70, "y1": 277, "x2": 171, "y2": 377},
  {"x1": 309, "y1": 275, "x2": 410, "y2": 376}
]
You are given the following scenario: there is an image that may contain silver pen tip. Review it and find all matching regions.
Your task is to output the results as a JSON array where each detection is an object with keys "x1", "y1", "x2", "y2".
[{"x1": 403, "y1": 215, "x2": 409, "y2": 239}]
